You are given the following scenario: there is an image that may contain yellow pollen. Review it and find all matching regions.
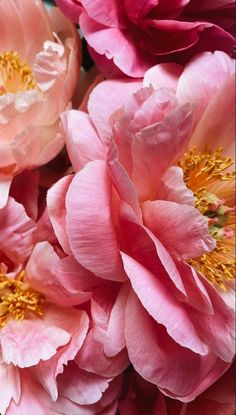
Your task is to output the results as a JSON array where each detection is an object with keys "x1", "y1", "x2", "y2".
[
  {"x1": 0, "y1": 270, "x2": 44, "y2": 328},
  {"x1": 0, "y1": 51, "x2": 38, "y2": 96},
  {"x1": 179, "y1": 147, "x2": 235, "y2": 290}
]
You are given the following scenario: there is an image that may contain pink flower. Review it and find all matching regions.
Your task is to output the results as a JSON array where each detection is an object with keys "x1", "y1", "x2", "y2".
[
  {"x1": 0, "y1": 0, "x2": 80, "y2": 208},
  {"x1": 0, "y1": 197, "x2": 90, "y2": 414},
  {"x1": 56, "y1": 0, "x2": 235, "y2": 77},
  {"x1": 59, "y1": 52, "x2": 235, "y2": 401}
]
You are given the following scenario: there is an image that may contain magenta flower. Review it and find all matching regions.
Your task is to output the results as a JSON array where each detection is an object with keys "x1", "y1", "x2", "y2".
[
  {"x1": 56, "y1": 0, "x2": 235, "y2": 77},
  {"x1": 57, "y1": 51, "x2": 235, "y2": 401}
]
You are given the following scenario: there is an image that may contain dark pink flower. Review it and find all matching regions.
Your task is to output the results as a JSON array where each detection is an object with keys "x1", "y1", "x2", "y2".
[{"x1": 56, "y1": 0, "x2": 235, "y2": 77}]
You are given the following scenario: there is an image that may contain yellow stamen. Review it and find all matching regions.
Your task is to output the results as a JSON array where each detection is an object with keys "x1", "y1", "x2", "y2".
[
  {"x1": 179, "y1": 147, "x2": 235, "y2": 290},
  {"x1": 0, "y1": 51, "x2": 38, "y2": 96},
  {"x1": 0, "y1": 270, "x2": 44, "y2": 328}
]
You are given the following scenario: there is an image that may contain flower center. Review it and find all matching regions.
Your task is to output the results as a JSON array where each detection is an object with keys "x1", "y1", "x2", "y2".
[
  {"x1": 179, "y1": 147, "x2": 235, "y2": 290},
  {"x1": 0, "y1": 270, "x2": 44, "y2": 328},
  {"x1": 0, "y1": 51, "x2": 38, "y2": 96}
]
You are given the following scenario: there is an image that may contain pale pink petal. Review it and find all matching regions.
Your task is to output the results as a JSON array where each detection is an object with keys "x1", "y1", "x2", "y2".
[
  {"x1": 32, "y1": 306, "x2": 89, "y2": 400},
  {"x1": 177, "y1": 51, "x2": 235, "y2": 124},
  {"x1": 0, "y1": 309, "x2": 70, "y2": 368},
  {"x1": 0, "y1": 175, "x2": 12, "y2": 209},
  {"x1": 142, "y1": 200, "x2": 215, "y2": 260},
  {"x1": 156, "y1": 166, "x2": 195, "y2": 206},
  {"x1": 0, "y1": 197, "x2": 36, "y2": 265},
  {"x1": 55, "y1": 0, "x2": 82, "y2": 23},
  {"x1": 66, "y1": 161, "x2": 126, "y2": 281},
  {"x1": 143, "y1": 63, "x2": 183, "y2": 91},
  {"x1": 60, "y1": 110, "x2": 106, "y2": 172},
  {"x1": 25, "y1": 242, "x2": 95, "y2": 306},
  {"x1": 58, "y1": 362, "x2": 111, "y2": 405},
  {"x1": 88, "y1": 79, "x2": 142, "y2": 145},
  {"x1": 121, "y1": 253, "x2": 208, "y2": 355},
  {"x1": 6, "y1": 371, "x2": 59, "y2": 415},
  {"x1": 190, "y1": 75, "x2": 235, "y2": 160},
  {"x1": 0, "y1": 363, "x2": 20, "y2": 415},
  {"x1": 47, "y1": 174, "x2": 73, "y2": 255}
]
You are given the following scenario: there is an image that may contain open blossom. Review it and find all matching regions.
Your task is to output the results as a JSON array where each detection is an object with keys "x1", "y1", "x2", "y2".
[
  {"x1": 58, "y1": 51, "x2": 235, "y2": 401},
  {"x1": 0, "y1": 0, "x2": 80, "y2": 209},
  {"x1": 56, "y1": 0, "x2": 235, "y2": 77},
  {"x1": 0, "y1": 197, "x2": 91, "y2": 414}
]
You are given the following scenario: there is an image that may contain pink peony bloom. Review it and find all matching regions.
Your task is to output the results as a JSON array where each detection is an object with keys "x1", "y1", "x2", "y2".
[
  {"x1": 0, "y1": 0, "x2": 80, "y2": 208},
  {"x1": 0, "y1": 196, "x2": 91, "y2": 414},
  {"x1": 56, "y1": 0, "x2": 235, "y2": 77},
  {"x1": 59, "y1": 51, "x2": 235, "y2": 401}
]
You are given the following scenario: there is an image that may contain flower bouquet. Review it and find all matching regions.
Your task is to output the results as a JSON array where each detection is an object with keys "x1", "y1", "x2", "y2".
[{"x1": 0, "y1": 0, "x2": 235, "y2": 414}]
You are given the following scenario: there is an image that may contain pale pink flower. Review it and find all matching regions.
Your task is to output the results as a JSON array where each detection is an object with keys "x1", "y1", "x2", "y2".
[
  {"x1": 0, "y1": 0, "x2": 80, "y2": 208},
  {"x1": 0, "y1": 197, "x2": 90, "y2": 414},
  {"x1": 59, "y1": 51, "x2": 235, "y2": 401},
  {"x1": 56, "y1": 0, "x2": 235, "y2": 77}
]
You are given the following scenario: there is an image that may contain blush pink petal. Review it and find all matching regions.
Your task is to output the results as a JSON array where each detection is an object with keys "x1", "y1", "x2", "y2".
[
  {"x1": 143, "y1": 63, "x2": 183, "y2": 91},
  {"x1": 190, "y1": 75, "x2": 235, "y2": 159},
  {"x1": 155, "y1": 166, "x2": 195, "y2": 206},
  {"x1": 121, "y1": 252, "x2": 208, "y2": 355},
  {"x1": 128, "y1": 103, "x2": 194, "y2": 200},
  {"x1": 0, "y1": 363, "x2": 20, "y2": 415},
  {"x1": 176, "y1": 51, "x2": 235, "y2": 124},
  {"x1": 60, "y1": 110, "x2": 106, "y2": 172},
  {"x1": 0, "y1": 309, "x2": 70, "y2": 368},
  {"x1": 66, "y1": 161, "x2": 126, "y2": 281},
  {"x1": 6, "y1": 371, "x2": 59, "y2": 415},
  {"x1": 125, "y1": 290, "x2": 230, "y2": 401},
  {"x1": 0, "y1": 197, "x2": 36, "y2": 265},
  {"x1": 58, "y1": 362, "x2": 111, "y2": 405},
  {"x1": 32, "y1": 306, "x2": 89, "y2": 401},
  {"x1": 142, "y1": 199, "x2": 215, "y2": 260},
  {"x1": 88, "y1": 79, "x2": 142, "y2": 145},
  {"x1": 47, "y1": 174, "x2": 73, "y2": 255},
  {"x1": 25, "y1": 241, "x2": 95, "y2": 306}
]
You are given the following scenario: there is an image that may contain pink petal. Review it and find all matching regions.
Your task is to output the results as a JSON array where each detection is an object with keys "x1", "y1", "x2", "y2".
[
  {"x1": 55, "y1": 0, "x2": 82, "y2": 23},
  {"x1": 79, "y1": 12, "x2": 155, "y2": 78},
  {"x1": 60, "y1": 110, "x2": 106, "y2": 172},
  {"x1": 129, "y1": 103, "x2": 194, "y2": 200},
  {"x1": 177, "y1": 51, "x2": 235, "y2": 124},
  {"x1": 88, "y1": 79, "x2": 142, "y2": 145},
  {"x1": 0, "y1": 308, "x2": 70, "y2": 368},
  {"x1": 125, "y1": 290, "x2": 229, "y2": 400},
  {"x1": 0, "y1": 363, "x2": 20, "y2": 415},
  {"x1": 0, "y1": 196, "x2": 36, "y2": 265},
  {"x1": 47, "y1": 174, "x2": 73, "y2": 255},
  {"x1": 58, "y1": 362, "x2": 111, "y2": 405},
  {"x1": 143, "y1": 63, "x2": 183, "y2": 91},
  {"x1": 25, "y1": 241, "x2": 95, "y2": 306},
  {"x1": 32, "y1": 306, "x2": 89, "y2": 400},
  {"x1": 155, "y1": 166, "x2": 195, "y2": 206},
  {"x1": 190, "y1": 75, "x2": 235, "y2": 160},
  {"x1": 142, "y1": 200, "x2": 215, "y2": 260},
  {"x1": 81, "y1": 0, "x2": 127, "y2": 28},
  {"x1": 124, "y1": 0, "x2": 159, "y2": 24},
  {"x1": 66, "y1": 161, "x2": 126, "y2": 281},
  {"x1": 121, "y1": 253, "x2": 208, "y2": 355}
]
